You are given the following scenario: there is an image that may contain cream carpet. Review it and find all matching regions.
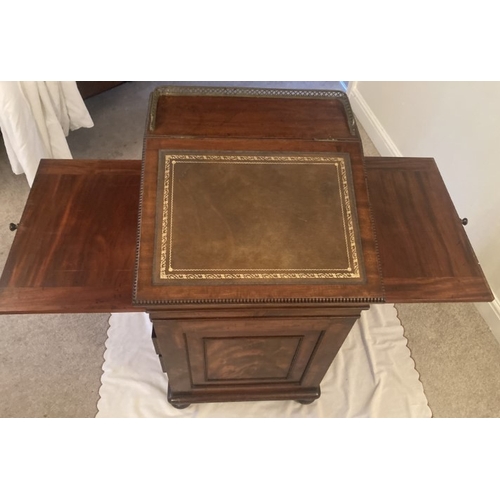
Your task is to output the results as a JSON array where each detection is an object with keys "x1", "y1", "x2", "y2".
[{"x1": 96, "y1": 305, "x2": 431, "y2": 418}]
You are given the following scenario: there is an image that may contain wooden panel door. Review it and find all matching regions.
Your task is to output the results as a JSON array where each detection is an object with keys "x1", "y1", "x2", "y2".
[{"x1": 151, "y1": 311, "x2": 362, "y2": 407}]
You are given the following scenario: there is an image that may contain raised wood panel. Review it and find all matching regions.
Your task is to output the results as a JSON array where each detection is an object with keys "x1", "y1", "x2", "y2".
[
  {"x1": 181, "y1": 318, "x2": 326, "y2": 385},
  {"x1": 203, "y1": 336, "x2": 302, "y2": 381}
]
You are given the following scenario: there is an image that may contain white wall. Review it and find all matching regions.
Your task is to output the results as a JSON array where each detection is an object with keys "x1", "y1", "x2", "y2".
[{"x1": 348, "y1": 81, "x2": 500, "y2": 338}]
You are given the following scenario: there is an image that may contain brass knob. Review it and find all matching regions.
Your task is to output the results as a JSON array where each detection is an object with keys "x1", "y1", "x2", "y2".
[
  {"x1": 9, "y1": 223, "x2": 18, "y2": 231},
  {"x1": 461, "y1": 218, "x2": 468, "y2": 226}
]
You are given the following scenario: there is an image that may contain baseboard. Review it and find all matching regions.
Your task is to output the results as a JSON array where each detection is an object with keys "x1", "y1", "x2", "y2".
[
  {"x1": 475, "y1": 297, "x2": 500, "y2": 345},
  {"x1": 347, "y1": 82, "x2": 402, "y2": 157}
]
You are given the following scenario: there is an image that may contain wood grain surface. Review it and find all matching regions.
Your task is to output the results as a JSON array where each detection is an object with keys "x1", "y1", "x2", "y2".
[
  {"x1": 152, "y1": 95, "x2": 356, "y2": 140},
  {"x1": 365, "y1": 156, "x2": 492, "y2": 302},
  {"x1": 0, "y1": 159, "x2": 143, "y2": 313}
]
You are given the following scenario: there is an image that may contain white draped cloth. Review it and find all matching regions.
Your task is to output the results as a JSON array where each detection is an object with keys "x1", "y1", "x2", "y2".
[
  {"x1": 97, "y1": 305, "x2": 432, "y2": 418},
  {"x1": 0, "y1": 81, "x2": 94, "y2": 186}
]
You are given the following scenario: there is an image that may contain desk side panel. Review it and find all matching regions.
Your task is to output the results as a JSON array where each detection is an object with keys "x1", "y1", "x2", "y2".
[
  {"x1": 365, "y1": 157, "x2": 493, "y2": 302},
  {"x1": 0, "y1": 159, "x2": 143, "y2": 313}
]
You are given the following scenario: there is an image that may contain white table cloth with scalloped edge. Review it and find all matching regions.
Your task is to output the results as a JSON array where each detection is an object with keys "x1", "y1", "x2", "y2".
[{"x1": 96, "y1": 304, "x2": 431, "y2": 418}]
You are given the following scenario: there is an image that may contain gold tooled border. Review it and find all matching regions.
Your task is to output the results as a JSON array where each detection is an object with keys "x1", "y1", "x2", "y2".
[{"x1": 157, "y1": 153, "x2": 363, "y2": 281}]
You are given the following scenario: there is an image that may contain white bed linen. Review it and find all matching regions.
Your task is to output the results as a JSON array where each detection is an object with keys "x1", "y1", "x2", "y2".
[
  {"x1": 97, "y1": 304, "x2": 432, "y2": 418},
  {"x1": 0, "y1": 81, "x2": 93, "y2": 186}
]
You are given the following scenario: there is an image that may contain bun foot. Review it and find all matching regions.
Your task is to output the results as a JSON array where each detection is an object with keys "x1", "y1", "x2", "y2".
[
  {"x1": 295, "y1": 399, "x2": 316, "y2": 405},
  {"x1": 170, "y1": 401, "x2": 191, "y2": 410},
  {"x1": 167, "y1": 385, "x2": 190, "y2": 409}
]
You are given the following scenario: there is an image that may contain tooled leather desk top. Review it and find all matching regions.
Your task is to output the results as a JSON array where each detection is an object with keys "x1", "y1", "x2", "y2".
[{"x1": 153, "y1": 151, "x2": 364, "y2": 285}]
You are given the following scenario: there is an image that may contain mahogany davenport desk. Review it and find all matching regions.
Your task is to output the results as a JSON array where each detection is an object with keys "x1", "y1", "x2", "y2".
[{"x1": 0, "y1": 87, "x2": 493, "y2": 409}]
